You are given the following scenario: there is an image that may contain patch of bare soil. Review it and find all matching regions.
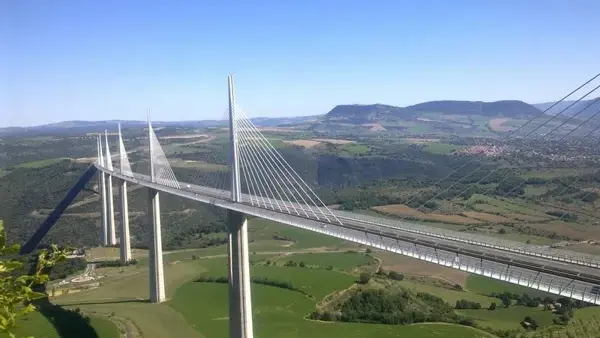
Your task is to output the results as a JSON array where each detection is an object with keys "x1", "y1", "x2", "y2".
[
  {"x1": 462, "y1": 211, "x2": 512, "y2": 223},
  {"x1": 313, "y1": 138, "x2": 355, "y2": 145},
  {"x1": 527, "y1": 221, "x2": 600, "y2": 241},
  {"x1": 372, "y1": 204, "x2": 480, "y2": 225},
  {"x1": 376, "y1": 252, "x2": 469, "y2": 286},
  {"x1": 160, "y1": 134, "x2": 209, "y2": 139},
  {"x1": 361, "y1": 123, "x2": 386, "y2": 131},
  {"x1": 74, "y1": 157, "x2": 96, "y2": 163},
  {"x1": 489, "y1": 118, "x2": 512, "y2": 131},
  {"x1": 283, "y1": 140, "x2": 322, "y2": 148},
  {"x1": 404, "y1": 138, "x2": 440, "y2": 144},
  {"x1": 258, "y1": 127, "x2": 302, "y2": 133}
]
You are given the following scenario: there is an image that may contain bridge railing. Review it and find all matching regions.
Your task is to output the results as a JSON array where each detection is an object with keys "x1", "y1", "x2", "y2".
[{"x1": 96, "y1": 164, "x2": 600, "y2": 305}]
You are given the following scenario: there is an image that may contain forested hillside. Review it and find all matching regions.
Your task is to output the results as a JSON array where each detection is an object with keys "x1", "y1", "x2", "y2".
[{"x1": 325, "y1": 100, "x2": 540, "y2": 123}]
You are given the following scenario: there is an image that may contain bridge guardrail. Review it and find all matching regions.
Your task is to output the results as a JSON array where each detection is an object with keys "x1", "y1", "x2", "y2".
[{"x1": 98, "y1": 165, "x2": 600, "y2": 304}]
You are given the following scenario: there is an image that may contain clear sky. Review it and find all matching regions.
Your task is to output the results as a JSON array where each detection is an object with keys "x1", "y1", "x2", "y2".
[{"x1": 1, "y1": 0, "x2": 598, "y2": 127}]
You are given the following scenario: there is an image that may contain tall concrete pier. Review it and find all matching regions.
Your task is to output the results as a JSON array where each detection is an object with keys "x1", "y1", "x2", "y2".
[
  {"x1": 227, "y1": 74, "x2": 254, "y2": 338},
  {"x1": 117, "y1": 124, "x2": 132, "y2": 264},
  {"x1": 147, "y1": 117, "x2": 166, "y2": 303},
  {"x1": 104, "y1": 131, "x2": 117, "y2": 246},
  {"x1": 98, "y1": 135, "x2": 109, "y2": 246},
  {"x1": 147, "y1": 188, "x2": 165, "y2": 303},
  {"x1": 119, "y1": 178, "x2": 131, "y2": 264}
]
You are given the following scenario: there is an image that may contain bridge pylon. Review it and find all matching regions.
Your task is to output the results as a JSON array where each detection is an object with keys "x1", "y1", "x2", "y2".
[
  {"x1": 147, "y1": 116, "x2": 166, "y2": 303},
  {"x1": 118, "y1": 124, "x2": 132, "y2": 264},
  {"x1": 97, "y1": 134, "x2": 109, "y2": 246},
  {"x1": 104, "y1": 130, "x2": 117, "y2": 246},
  {"x1": 227, "y1": 74, "x2": 254, "y2": 338}
]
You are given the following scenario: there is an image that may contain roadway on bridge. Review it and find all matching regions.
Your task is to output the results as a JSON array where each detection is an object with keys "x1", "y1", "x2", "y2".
[{"x1": 100, "y1": 166, "x2": 600, "y2": 304}]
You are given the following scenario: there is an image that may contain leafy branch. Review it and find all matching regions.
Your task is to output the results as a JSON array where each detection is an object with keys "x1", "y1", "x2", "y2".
[{"x1": 0, "y1": 220, "x2": 68, "y2": 338}]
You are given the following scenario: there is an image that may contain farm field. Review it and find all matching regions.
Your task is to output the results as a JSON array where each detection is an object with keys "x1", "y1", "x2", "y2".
[
  {"x1": 423, "y1": 142, "x2": 462, "y2": 154},
  {"x1": 371, "y1": 204, "x2": 480, "y2": 225},
  {"x1": 1, "y1": 311, "x2": 119, "y2": 338},
  {"x1": 465, "y1": 275, "x2": 555, "y2": 299},
  {"x1": 171, "y1": 282, "x2": 492, "y2": 338},
  {"x1": 15, "y1": 157, "x2": 71, "y2": 169},
  {"x1": 6, "y1": 123, "x2": 600, "y2": 338},
  {"x1": 38, "y1": 228, "x2": 600, "y2": 338},
  {"x1": 274, "y1": 251, "x2": 376, "y2": 270},
  {"x1": 44, "y1": 244, "x2": 500, "y2": 338},
  {"x1": 456, "y1": 306, "x2": 555, "y2": 331}
]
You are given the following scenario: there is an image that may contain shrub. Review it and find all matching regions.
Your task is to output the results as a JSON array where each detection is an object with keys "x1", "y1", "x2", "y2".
[
  {"x1": 359, "y1": 272, "x2": 371, "y2": 284},
  {"x1": 389, "y1": 271, "x2": 404, "y2": 281},
  {"x1": 455, "y1": 299, "x2": 482, "y2": 310}
]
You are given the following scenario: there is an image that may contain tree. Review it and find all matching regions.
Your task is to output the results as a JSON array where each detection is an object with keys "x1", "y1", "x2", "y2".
[
  {"x1": 299, "y1": 261, "x2": 306, "y2": 268},
  {"x1": 488, "y1": 302, "x2": 497, "y2": 310},
  {"x1": 0, "y1": 221, "x2": 68, "y2": 337},
  {"x1": 501, "y1": 293, "x2": 512, "y2": 308},
  {"x1": 389, "y1": 271, "x2": 404, "y2": 281},
  {"x1": 359, "y1": 272, "x2": 371, "y2": 284}
]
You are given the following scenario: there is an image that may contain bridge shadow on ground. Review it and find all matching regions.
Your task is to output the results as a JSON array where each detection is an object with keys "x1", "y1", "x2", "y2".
[
  {"x1": 59, "y1": 298, "x2": 149, "y2": 307},
  {"x1": 35, "y1": 297, "x2": 100, "y2": 338}
]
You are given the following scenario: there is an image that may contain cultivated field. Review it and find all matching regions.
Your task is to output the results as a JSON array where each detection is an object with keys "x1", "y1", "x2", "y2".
[
  {"x1": 488, "y1": 118, "x2": 513, "y2": 132},
  {"x1": 11, "y1": 218, "x2": 600, "y2": 338},
  {"x1": 283, "y1": 138, "x2": 356, "y2": 148},
  {"x1": 372, "y1": 204, "x2": 481, "y2": 225}
]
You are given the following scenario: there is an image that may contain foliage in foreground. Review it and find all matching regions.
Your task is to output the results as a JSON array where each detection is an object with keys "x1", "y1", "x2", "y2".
[{"x1": 0, "y1": 220, "x2": 68, "y2": 338}]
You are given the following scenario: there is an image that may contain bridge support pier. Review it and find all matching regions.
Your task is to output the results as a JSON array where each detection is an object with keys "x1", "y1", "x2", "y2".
[
  {"x1": 119, "y1": 179, "x2": 131, "y2": 264},
  {"x1": 107, "y1": 174, "x2": 117, "y2": 246},
  {"x1": 227, "y1": 210, "x2": 253, "y2": 338},
  {"x1": 100, "y1": 172, "x2": 109, "y2": 246},
  {"x1": 148, "y1": 188, "x2": 165, "y2": 303}
]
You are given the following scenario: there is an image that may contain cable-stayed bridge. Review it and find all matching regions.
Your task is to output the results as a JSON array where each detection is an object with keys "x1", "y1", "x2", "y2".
[{"x1": 21, "y1": 74, "x2": 600, "y2": 338}]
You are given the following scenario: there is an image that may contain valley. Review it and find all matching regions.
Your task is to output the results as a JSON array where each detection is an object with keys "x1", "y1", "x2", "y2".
[{"x1": 3, "y1": 99, "x2": 600, "y2": 338}]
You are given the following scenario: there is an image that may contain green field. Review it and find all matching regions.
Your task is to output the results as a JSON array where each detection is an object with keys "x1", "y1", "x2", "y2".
[
  {"x1": 339, "y1": 143, "x2": 370, "y2": 155},
  {"x1": 520, "y1": 168, "x2": 597, "y2": 179},
  {"x1": 395, "y1": 279, "x2": 498, "y2": 308},
  {"x1": 248, "y1": 218, "x2": 345, "y2": 249},
  {"x1": 200, "y1": 262, "x2": 357, "y2": 299},
  {"x1": 47, "y1": 247, "x2": 509, "y2": 338},
  {"x1": 10, "y1": 232, "x2": 600, "y2": 338},
  {"x1": 15, "y1": 157, "x2": 71, "y2": 168},
  {"x1": 523, "y1": 185, "x2": 548, "y2": 196},
  {"x1": 2, "y1": 311, "x2": 119, "y2": 338},
  {"x1": 456, "y1": 306, "x2": 555, "y2": 330},
  {"x1": 466, "y1": 275, "x2": 554, "y2": 299},
  {"x1": 54, "y1": 259, "x2": 211, "y2": 338},
  {"x1": 423, "y1": 143, "x2": 460, "y2": 154},
  {"x1": 13, "y1": 215, "x2": 600, "y2": 338},
  {"x1": 276, "y1": 251, "x2": 375, "y2": 270},
  {"x1": 466, "y1": 194, "x2": 547, "y2": 217},
  {"x1": 171, "y1": 282, "x2": 492, "y2": 338}
]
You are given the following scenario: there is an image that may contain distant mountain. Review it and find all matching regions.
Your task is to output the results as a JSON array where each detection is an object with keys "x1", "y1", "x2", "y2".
[
  {"x1": 326, "y1": 104, "x2": 406, "y2": 122},
  {"x1": 534, "y1": 98, "x2": 600, "y2": 118},
  {"x1": 325, "y1": 100, "x2": 540, "y2": 122},
  {"x1": 0, "y1": 115, "x2": 320, "y2": 137},
  {"x1": 405, "y1": 100, "x2": 540, "y2": 117}
]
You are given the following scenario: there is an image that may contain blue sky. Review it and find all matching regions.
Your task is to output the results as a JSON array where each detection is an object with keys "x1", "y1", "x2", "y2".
[{"x1": 1, "y1": 0, "x2": 598, "y2": 127}]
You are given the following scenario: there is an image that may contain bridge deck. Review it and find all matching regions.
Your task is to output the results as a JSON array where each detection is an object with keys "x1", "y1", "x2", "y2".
[{"x1": 98, "y1": 165, "x2": 600, "y2": 305}]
